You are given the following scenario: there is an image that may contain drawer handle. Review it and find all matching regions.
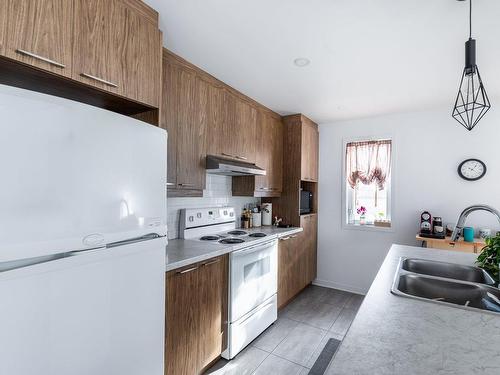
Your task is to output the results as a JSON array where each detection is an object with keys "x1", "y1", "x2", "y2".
[
  {"x1": 16, "y1": 49, "x2": 65, "y2": 68},
  {"x1": 178, "y1": 183, "x2": 195, "y2": 187},
  {"x1": 202, "y1": 259, "x2": 220, "y2": 267},
  {"x1": 80, "y1": 73, "x2": 118, "y2": 88},
  {"x1": 280, "y1": 236, "x2": 291, "y2": 241},
  {"x1": 235, "y1": 155, "x2": 248, "y2": 161},
  {"x1": 221, "y1": 152, "x2": 236, "y2": 158},
  {"x1": 176, "y1": 266, "x2": 198, "y2": 275},
  {"x1": 166, "y1": 182, "x2": 175, "y2": 186}
]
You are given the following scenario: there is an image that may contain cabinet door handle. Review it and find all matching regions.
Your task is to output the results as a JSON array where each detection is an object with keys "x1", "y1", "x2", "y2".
[
  {"x1": 178, "y1": 183, "x2": 195, "y2": 187},
  {"x1": 176, "y1": 266, "x2": 198, "y2": 275},
  {"x1": 16, "y1": 49, "x2": 66, "y2": 68},
  {"x1": 280, "y1": 236, "x2": 291, "y2": 241},
  {"x1": 80, "y1": 73, "x2": 118, "y2": 88},
  {"x1": 202, "y1": 259, "x2": 220, "y2": 267},
  {"x1": 166, "y1": 182, "x2": 175, "y2": 186},
  {"x1": 235, "y1": 155, "x2": 248, "y2": 161}
]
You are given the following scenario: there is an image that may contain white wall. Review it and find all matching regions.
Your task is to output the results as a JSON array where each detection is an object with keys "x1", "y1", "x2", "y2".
[
  {"x1": 317, "y1": 107, "x2": 500, "y2": 294},
  {"x1": 167, "y1": 174, "x2": 259, "y2": 239}
]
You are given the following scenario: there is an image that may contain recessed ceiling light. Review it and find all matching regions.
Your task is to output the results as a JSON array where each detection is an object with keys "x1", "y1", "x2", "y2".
[{"x1": 294, "y1": 58, "x2": 310, "y2": 67}]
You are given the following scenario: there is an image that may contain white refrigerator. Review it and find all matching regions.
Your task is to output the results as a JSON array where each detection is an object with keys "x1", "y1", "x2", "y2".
[{"x1": 0, "y1": 84, "x2": 167, "y2": 375}]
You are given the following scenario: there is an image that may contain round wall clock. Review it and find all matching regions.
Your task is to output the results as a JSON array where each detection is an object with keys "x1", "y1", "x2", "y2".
[{"x1": 458, "y1": 159, "x2": 487, "y2": 181}]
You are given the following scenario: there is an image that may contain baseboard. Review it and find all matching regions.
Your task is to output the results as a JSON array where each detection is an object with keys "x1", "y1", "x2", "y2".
[{"x1": 312, "y1": 278, "x2": 367, "y2": 295}]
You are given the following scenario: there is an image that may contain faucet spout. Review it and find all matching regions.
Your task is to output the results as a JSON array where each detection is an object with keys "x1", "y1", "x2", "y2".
[{"x1": 450, "y1": 205, "x2": 500, "y2": 242}]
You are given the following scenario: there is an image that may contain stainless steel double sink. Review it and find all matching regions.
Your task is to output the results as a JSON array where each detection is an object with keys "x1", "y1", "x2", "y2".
[{"x1": 391, "y1": 258, "x2": 500, "y2": 315}]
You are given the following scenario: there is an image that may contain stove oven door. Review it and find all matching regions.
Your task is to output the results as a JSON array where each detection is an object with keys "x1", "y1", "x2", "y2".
[{"x1": 229, "y1": 239, "x2": 277, "y2": 323}]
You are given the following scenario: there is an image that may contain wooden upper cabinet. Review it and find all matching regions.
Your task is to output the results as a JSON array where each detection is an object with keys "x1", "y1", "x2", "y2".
[
  {"x1": 161, "y1": 55, "x2": 206, "y2": 193},
  {"x1": 219, "y1": 92, "x2": 257, "y2": 163},
  {"x1": 234, "y1": 99, "x2": 257, "y2": 162},
  {"x1": 117, "y1": 3, "x2": 161, "y2": 107},
  {"x1": 161, "y1": 58, "x2": 178, "y2": 188},
  {"x1": 73, "y1": 0, "x2": 161, "y2": 105},
  {"x1": 3, "y1": 0, "x2": 73, "y2": 77},
  {"x1": 73, "y1": 0, "x2": 121, "y2": 94},
  {"x1": 175, "y1": 72, "x2": 206, "y2": 191},
  {"x1": 205, "y1": 84, "x2": 224, "y2": 157},
  {"x1": 255, "y1": 111, "x2": 283, "y2": 193},
  {"x1": 301, "y1": 120, "x2": 319, "y2": 182}
]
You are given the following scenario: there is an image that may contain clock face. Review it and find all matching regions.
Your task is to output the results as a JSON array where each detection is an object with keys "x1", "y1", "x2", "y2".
[{"x1": 458, "y1": 159, "x2": 487, "y2": 181}]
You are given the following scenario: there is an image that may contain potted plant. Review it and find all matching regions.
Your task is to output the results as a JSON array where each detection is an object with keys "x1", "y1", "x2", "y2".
[
  {"x1": 357, "y1": 206, "x2": 367, "y2": 225},
  {"x1": 476, "y1": 233, "x2": 500, "y2": 283}
]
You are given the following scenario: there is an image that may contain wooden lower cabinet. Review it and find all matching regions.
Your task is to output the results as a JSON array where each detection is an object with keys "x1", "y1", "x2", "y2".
[
  {"x1": 277, "y1": 216, "x2": 318, "y2": 309},
  {"x1": 301, "y1": 214, "x2": 318, "y2": 284},
  {"x1": 165, "y1": 255, "x2": 228, "y2": 375}
]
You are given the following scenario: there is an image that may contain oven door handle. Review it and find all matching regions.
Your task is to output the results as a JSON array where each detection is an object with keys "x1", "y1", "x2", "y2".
[{"x1": 232, "y1": 240, "x2": 277, "y2": 256}]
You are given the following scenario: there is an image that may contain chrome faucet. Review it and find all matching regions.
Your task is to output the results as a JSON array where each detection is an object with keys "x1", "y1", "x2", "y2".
[{"x1": 451, "y1": 205, "x2": 500, "y2": 242}]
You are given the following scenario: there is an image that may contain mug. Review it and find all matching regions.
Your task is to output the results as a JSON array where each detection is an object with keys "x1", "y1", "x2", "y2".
[
  {"x1": 479, "y1": 228, "x2": 492, "y2": 239},
  {"x1": 463, "y1": 227, "x2": 475, "y2": 242}
]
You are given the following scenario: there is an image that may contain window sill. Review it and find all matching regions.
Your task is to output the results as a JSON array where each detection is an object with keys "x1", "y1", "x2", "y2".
[{"x1": 343, "y1": 222, "x2": 394, "y2": 233}]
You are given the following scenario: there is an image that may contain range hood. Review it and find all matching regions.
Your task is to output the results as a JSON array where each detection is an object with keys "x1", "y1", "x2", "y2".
[{"x1": 206, "y1": 155, "x2": 266, "y2": 176}]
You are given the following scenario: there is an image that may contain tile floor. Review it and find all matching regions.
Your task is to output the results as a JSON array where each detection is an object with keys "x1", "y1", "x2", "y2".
[{"x1": 206, "y1": 285, "x2": 364, "y2": 375}]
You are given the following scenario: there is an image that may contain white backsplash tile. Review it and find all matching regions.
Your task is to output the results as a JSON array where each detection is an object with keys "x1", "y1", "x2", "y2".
[{"x1": 167, "y1": 174, "x2": 260, "y2": 239}]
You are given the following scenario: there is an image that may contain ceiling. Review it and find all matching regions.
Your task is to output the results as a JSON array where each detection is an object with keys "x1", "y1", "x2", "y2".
[{"x1": 144, "y1": 0, "x2": 500, "y2": 124}]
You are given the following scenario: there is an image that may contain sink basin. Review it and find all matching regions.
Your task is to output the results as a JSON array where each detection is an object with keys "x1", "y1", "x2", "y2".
[
  {"x1": 396, "y1": 274, "x2": 500, "y2": 312},
  {"x1": 402, "y1": 258, "x2": 496, "y2": 286},
  {"x1": 392, "y1": 257, "x2": 500, "y2": 315}
]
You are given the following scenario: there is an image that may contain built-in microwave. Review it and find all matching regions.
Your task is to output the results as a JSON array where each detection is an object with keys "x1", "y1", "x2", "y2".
[{"x1": 300, "y1": 190, "x2": 313, "y2": 214}]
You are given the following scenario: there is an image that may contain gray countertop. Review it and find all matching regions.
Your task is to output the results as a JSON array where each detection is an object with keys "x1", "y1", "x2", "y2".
[
  {"x1": 326, "y1": 244, "x2": 500, "y2": 375},
  {"x1": 165, "y1": 226, "x2": 303, "y2": 272}
]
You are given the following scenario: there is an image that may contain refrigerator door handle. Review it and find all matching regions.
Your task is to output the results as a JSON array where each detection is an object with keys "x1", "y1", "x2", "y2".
[{"x1": 106, "y1": 233, "x2": 163, "y2": 248}]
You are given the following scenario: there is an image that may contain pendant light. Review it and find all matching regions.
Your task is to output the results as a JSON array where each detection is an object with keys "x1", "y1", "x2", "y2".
[{"x1": 452, "y1": 0, "x2": 491, "y2": 131}]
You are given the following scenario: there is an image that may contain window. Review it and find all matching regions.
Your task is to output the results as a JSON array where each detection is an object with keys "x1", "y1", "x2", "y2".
[{"x1": 344, "y1": 139, "x2": 392, "y2": 228}]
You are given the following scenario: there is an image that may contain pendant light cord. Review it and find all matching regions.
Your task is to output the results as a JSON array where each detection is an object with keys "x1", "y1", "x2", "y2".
[{"x1": 469, "y1": 0, "x2": 472, "y2": 39}]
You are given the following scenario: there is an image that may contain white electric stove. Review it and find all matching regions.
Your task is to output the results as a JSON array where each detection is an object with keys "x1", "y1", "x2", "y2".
[{"x1": 179, "y1": 207, "x2": 278, "y2": 359}]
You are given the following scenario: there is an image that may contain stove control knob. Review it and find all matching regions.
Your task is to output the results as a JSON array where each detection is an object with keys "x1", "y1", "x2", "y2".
[
  {"x1": 197, "y1": 213, "x2": 202, "y2": 218},
  {"x1": 189, "y1": 216, "x2": 194, "y2": 222}
]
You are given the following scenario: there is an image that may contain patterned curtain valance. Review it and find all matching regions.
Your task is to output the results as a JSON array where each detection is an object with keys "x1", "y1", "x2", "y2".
[{"x1": 346, "y1": 139, "x2": 392, "y2": 190}]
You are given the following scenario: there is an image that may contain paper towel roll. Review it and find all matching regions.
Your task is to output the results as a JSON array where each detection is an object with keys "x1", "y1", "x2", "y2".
[{"x1": 262, "y1": 203, "x2": 272, "y2": 226}]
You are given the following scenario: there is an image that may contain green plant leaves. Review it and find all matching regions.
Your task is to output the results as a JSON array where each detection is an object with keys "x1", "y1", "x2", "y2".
[{"x1": 476, "y1": 233, "x2": 500, "y2": 282}]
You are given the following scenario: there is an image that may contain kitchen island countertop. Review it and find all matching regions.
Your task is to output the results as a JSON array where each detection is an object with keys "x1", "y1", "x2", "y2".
[
  {"x1": 326, "y1": 244, "x2": 500, "y2": 375},
  {"x1": 165, "y1": 226, "x2": 303, "y2": 272}
]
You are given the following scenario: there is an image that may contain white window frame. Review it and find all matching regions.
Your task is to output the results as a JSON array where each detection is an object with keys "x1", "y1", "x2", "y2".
[{"x1": 341, "y1": 135, "x2": 396, "y2": 233}]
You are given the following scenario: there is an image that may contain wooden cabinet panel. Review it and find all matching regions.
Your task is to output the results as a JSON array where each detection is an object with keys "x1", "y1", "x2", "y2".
[
  {"x1": 161, "y1": 58, "x2": 178, "y2": 188},
  {"x1": 73, "y1": 0, "x2": 121, "y2": 93},
  {"x1": 166, "y1": 256, "x2": 228, "y2": 375},
  {"x1": 234, "y1": 99, "x2": 257, "y2": 162},
  {"x1": 166, "y1": 265, "x2": 200, "y2": 375},
  {"x1": 277, "y1": 233, "x2": 302, "y2": 309},
  {"x1": 301, "y1": 121, "x2": 318, "y2": 182},
  {"x1": 0, "y1": 0, "x2": 5, "y2": 54},
  {"x1": 255, "y1": 112, "x2": 283, "y2": 193},
  {"x1": 4, "y1": 0, "x2": 73, "y2": 77},
  {"x1": 205, "y1": 84, "x2": 225, "y2": 157},
  {"x1": 119, "y1": 4, "x2": 161, "y2": 107},
  {"x1": 218, "y1": 92, "x2": 257, "y2": 163},
  {"x1": 176, "y1": 70, "x2": 206, "y2": 190},
  {"x1": 301, "y1": 214, "x2": 318, "y2": 284},
  {"x1": 162, "y1": 57, "x2": 206, "y2": 193},
  {"x1": 198, "y1": 256, "x2": 228, "y2": 371}
]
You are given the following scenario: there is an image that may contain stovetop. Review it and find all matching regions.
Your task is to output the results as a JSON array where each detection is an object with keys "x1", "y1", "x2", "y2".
[
  {"x1": 180, "y1": 207, "x2": 270, "y2": 247},
  {"x1": 198, "y1": 229, "x2": 268, "y2": 245}
]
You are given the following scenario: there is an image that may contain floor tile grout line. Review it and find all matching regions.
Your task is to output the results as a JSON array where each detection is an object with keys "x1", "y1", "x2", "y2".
[{"x1": 249, "y1": 349, "x2": 272, "y2": 375}]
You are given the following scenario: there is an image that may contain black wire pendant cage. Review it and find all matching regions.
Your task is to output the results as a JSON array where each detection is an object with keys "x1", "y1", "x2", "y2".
[
  {"x1": 451, "y1": 0, "x2": 491, "y2": 131},
  {"x1": 452, "y1": 62, "x2": 491, "y2": 131}
]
